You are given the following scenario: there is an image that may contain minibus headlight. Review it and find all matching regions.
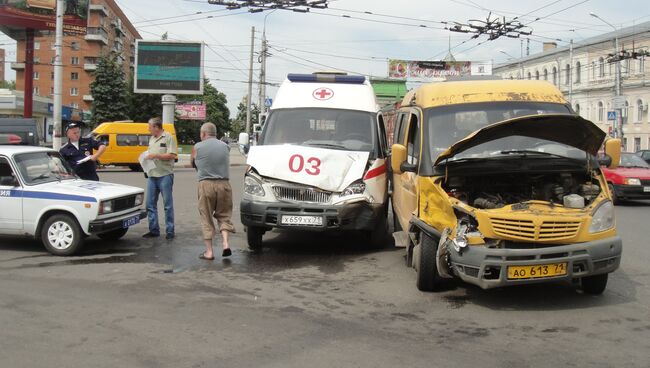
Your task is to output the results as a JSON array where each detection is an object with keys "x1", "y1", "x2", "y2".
[
  {"x1": 244, "y1": 175, "x2": 265, "y2": 197},
  {"x1": 589, "y1": 200, "x2": 615, "y2": 233}
]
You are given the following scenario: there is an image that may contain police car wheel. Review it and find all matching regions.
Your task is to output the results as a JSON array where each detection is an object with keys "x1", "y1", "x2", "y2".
[
  {"x1": 41, "y1": 214, "x2": 83, "y2": 256},
  {"x1": 97, "y1": 227, "x2": 129, "y2": 241}
]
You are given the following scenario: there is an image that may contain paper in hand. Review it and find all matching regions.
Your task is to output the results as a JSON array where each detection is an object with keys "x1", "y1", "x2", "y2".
[{"x1": 76, "y1": 156, "x2": 92, "y2": 164}]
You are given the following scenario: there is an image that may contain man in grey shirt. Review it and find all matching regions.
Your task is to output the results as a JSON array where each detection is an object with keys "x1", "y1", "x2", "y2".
[{"x1": 191, "y1": 122, "x2": 235, "y2": 260}]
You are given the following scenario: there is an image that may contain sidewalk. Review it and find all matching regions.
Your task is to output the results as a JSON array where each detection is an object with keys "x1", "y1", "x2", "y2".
[{"x1": 174, "y1": 144, "x2": 246, "y2": 168}]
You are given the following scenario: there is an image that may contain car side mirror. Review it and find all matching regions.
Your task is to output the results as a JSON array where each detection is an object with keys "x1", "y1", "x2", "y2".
[
  {"x1": 0, "y1": 175, "x2": 18, "y2": 187},
  {"x1": 597, "y1": 155, "x2": 612, "y2": 167}
]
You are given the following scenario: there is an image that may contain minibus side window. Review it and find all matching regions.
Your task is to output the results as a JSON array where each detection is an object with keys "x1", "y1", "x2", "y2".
[
  {"x1": 96, "y1": 135, "x2": 109, "y2": 146},
  {"x1": 395, "y1": 113, "x2": 408, "y2": 145},
  {"x1": 117, "y1": 134, "x2": 138, "y2": 146},
  {"x1": 138, "y1": 135, "x2": 151, "y2": 146},
  {"x1": 406, "y1": 114, "x2": 420, "y2": 165}
]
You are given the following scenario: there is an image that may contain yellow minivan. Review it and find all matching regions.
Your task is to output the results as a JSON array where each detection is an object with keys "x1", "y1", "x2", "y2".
[
  {"x1": 91, "y1": 121, "x2": 178, "y2": 171},
  {"x1": 390, "y1": 79, "x2": 622, "y2": 294}
]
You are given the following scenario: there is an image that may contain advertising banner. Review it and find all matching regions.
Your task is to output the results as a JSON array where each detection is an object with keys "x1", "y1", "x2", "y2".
[
  {"x1": 175, "y1": 101, "x2": 206, "y2": 120},
  {"x1": 135, "y1": 40, "x2": 204, "y2": 95},
  {"x1": 388, "y1": 59, "x2": 492, "y2": 80},
  {"x1": 0, "y1": 0, "x2": 88, "y2": 37}
]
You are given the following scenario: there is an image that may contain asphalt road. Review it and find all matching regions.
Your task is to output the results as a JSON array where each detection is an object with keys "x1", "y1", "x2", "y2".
[{"x1": 1, "y1": 159, "x2": 649, "y2": 367}]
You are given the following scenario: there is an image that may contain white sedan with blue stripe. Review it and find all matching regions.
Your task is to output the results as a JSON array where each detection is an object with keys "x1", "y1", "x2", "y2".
[{"x1": 0, "y1": 146, "x2": 145, "y2": 255}]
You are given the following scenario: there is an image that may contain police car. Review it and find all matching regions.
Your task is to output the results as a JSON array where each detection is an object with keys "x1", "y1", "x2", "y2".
[
  {"x1": 238, "y1": 72, "x2": 390, "y2": 249},
  {"x1": 0, "y1": 145, "x2": 146, "y2": 256}
]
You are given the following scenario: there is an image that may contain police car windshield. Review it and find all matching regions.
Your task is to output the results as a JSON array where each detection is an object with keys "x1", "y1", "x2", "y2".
[
  {"x1": 15, "y1": 151, "x2": 76, "y2": 185},
  {"x1": 261, "y1": 108, "x2": 377, "y2": 155}
]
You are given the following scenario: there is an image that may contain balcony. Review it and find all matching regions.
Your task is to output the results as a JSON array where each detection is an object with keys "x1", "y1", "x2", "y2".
[
  {"x1": 84, "y1": 63, "x2": 97, "y2": 71},
  {"x1": 85, "y1": 27, "x2": 108, "y2": 45},
  {"x1": 10, "y1": 62, "x2": 25, "y2": 70},
  {"x1": 89, "y1": 4, "x2": 109, "y2": 17},
  {"x1": 83, "y1": 95, "x2": 94, "y2": 102}
]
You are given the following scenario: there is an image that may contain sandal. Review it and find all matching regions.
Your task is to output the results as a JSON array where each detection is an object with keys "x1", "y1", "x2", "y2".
[{"x1": 199, "y1": 253, "x2": 215, "y2": 260}]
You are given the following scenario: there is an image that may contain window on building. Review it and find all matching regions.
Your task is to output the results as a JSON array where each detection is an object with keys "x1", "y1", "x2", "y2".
[
  {"x1": 592, "y1": 61, "x2": 596, "y2": 80},
  {"x1": 623, "y1": 138, "x2": 627, "y2": 152},
  {"x1": 50, "y1": 72, "x2": 54, "y2": 80},
  {"x1": 622, "y1": 59, "x2": 630, "y2": 75},
  {"x1": 70, "y1": 41, "x2": 80, "y2": 51},
  {"x1": 32, "y1": 87, "x2": 38, "y2": 96},
  {"x1": 639, "y1": 56, "x2": 645, "y2": 75},
  {"x1": 71, "y1": 103, "x2": 79, "y2": 109},
  {"x1": 622, "y1": 100, "x2": 629, "y2": 125},
  {"x1": 33, "y1": 71, "x2": 39, "y2": 80},
  {"x1": 33, "y1": 56, "x2": 40, "y2": 63},
  {"x1": 70, "y1": 87, "x2": 78, "y2": 96},
  {"x1": 50, "y1": 87, "x2": 54, "y2": 95},
  {"x1": 527, "y1": 72, "x2": 531, "y2": 80},
  {"x1": 70, "y1": 72, "x2": 79, "y2": 80},
  {"x1": 543, "y1": 68, "x2": 548, "y2": 81},
  {"x1": 565, "y1": 64, "x2": 570, "y2": 85},
  {"x1": 71, "y1": 57, "x2": 79, "y2": 65},
  {"x1": 535, "y1": 70, "x2": 539, "y2": 80},
  {"x1": 598, "y1": 101, "x2": 604, "y2": 121},
  {"x1": 34, "y1": 41, "x2": 40, "y2": 50},
  {"x1": 635, "y1": 137, "x2": 641, "y2": 152},
  {"x1": 552, "y1": 67, "x2": 557, "y2": 85},
  {"x1": 575, "y1": 103, "x2": 581, "y2": 116},
  {"x1": 599, "y1": 57, "x2": 605, "y2": 77},
  {"x1": 638, "y1": 99, "x2": 645, "y2": 122},
  {"x1": 575, "y1": 61, "x2": 581, "y2": 83}
]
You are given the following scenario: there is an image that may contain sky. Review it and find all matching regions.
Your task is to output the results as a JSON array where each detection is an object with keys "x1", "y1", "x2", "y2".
[{"x1": 2, "y1": 0, "x2": 650, "y2": 118}]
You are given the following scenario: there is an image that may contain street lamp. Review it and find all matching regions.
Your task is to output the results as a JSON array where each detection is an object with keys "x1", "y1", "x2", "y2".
[
  {"x1": 499, "y1": 50, "x2": 523, "y2": 80},
  {"x1": 590, "y1": 12, "x2": 623, "y2": 140}
]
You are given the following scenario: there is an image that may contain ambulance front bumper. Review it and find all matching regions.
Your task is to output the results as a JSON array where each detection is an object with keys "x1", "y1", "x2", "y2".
[{"x1": 240, "y1": 199, "x2": 385, "y2": 231}]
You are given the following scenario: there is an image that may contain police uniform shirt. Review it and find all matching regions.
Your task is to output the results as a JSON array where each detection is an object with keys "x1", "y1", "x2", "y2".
[
  {"x1": 147, "y1": 131, "x2": 177, "y2": 178},
  {"x1": 60, "y1": 137, "x2": 102, "y2": 175}
]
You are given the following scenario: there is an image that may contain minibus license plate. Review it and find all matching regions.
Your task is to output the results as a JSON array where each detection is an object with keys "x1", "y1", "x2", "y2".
[
  {"x1": 507, "y1": 262, "x2": 567, "y2": 279},
  {"x1": 122, "y1": 215, "x2": 140, "y2": 228},
  {"x1": 281, "y1": 215, "x2": 323, "y2": 226}
]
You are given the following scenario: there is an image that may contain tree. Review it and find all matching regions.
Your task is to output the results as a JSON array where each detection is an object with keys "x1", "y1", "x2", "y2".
[
  {"x1": 233, "y1": 98, "x2": 260, "y2": 135},
  {"x1": 126, "y1": 73, "x2": 162, "y2": 122},
  {"x1": 173, "y1": 78, "x2": 230, "y2": 143},
  {"x1": 0, "y1": 80, "x2": 16, "y2": 90},
  {"x1": 89, "y1": 53, "x2": 128, "y2": 125}
]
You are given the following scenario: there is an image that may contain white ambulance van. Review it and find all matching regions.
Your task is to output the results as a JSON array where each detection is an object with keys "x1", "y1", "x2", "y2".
[{"x1": 238, "y1": 72, "x2": 389, "y2": 249}]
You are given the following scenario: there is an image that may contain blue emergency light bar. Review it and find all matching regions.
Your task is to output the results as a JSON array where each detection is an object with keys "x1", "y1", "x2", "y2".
[{"x1": 287, "y1": 73, "x2": 366, "y2": 84}]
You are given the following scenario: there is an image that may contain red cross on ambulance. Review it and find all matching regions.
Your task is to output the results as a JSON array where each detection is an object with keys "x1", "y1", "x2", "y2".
[{"x1": 312, "y1": 87, "x2": 334, "y2": 100}]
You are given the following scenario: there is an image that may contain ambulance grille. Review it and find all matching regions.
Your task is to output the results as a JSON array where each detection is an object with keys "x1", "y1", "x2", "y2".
[{"x1": 272, "y1": 186, "x2": 331, "y2": 204}]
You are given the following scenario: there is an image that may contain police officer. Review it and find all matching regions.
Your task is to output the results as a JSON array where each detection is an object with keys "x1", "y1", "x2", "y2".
[{"x1": 59, "y1": 123, "x2": 107, "y2": 181}]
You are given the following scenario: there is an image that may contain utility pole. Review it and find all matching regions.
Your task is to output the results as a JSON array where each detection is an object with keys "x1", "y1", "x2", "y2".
[
  {"x1": 258, "y1": 33, "x2": 267, "y2": 116},
  {"x1": 53, "y1": 0, "x2": 64, "y2": 150},
  {"x1": 568, "y1": 39, "x2": 573, "y2": 103},
  {"x1": 246, "y1": 26, "x2": 255, "y2": 135}
]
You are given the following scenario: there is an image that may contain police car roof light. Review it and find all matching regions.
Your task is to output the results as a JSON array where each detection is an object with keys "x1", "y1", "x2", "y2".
[{"x1": 287, "y1": 73, "x2": 366, "y2": 84}]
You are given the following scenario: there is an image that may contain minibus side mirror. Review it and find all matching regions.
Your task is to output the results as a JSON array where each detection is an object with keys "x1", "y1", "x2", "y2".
[
  {"x1": 391, "y1": 144, "x2": 407, "y2": 174},
  {"x1": 603, "y1": 138, "x2": 621, "y2": 169}
]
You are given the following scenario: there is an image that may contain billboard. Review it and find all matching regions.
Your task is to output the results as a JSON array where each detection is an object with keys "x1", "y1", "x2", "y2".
[
  {"x1": 175, "y1": 101, "x2": 206, "y2": 120},
  {"x1": 134, "y1": 40, "x2": 204, "y2": 95},
  {"x1": 388, "y1": 59, "x2": 492, "y2": 80},
  {"x1": 0, "y1": 0, "x2": 88, "y2": 37}
]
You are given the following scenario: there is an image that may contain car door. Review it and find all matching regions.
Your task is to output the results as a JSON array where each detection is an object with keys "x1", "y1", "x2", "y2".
[
  {"x1": 0, "y1": 156, "x2": 23, "y2": 232},
  {"x1": 393, "y1": 111, "x2": 421, "y2": 230}
]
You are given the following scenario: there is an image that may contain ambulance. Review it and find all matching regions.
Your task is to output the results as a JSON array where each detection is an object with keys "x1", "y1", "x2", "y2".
[{"x1": 238, "y1": 72, "x2": 390, "y2": 249}]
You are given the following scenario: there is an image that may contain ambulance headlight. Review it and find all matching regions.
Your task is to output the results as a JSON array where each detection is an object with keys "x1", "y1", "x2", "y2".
[
  {"x1": 341, "y1": 181, "x2": 366, "y2": 197},
  {"x1": 589, "y1": 200, "x2": 615, "y2": 233},
  {"x1": 134, "y1": 193, "x2": 144, "y2": 206},
  {"x1": 244, "y1": 175, "x2": 265, "y2": 197},
  {"x1": 98, "y1": 200, "x2": 113, "y2": 214}
]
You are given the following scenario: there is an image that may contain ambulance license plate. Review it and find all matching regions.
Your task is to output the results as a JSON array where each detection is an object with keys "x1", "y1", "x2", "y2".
[
  {"x1": 122, "y1": 215, "x2": 140, "y2": 228},
  {"x1": 280, "y1": 215, "x2": 323, "y2": 226},
  {"x1": 507, "y1": 262, "x2": 567, "y2": 279}
]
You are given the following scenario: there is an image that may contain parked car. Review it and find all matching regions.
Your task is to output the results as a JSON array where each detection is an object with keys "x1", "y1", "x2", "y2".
[
  {"x1": 602, "y1": 152, "x2": 650, "y2": 204},
  {"x1": 0, "y1": 145, "x2": 146, "y2": 255},
  {"x1": 635, "y1": 149, "x2": 650, "y2": 165},
  {"x1": 0, "y1": 133, "x2": 22, "y2": 145},
  {"x1": 390, "y1": 79, "x2": 622, "y2": 295}
]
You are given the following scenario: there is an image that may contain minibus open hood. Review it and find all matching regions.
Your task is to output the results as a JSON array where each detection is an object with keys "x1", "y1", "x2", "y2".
[{"x1": 434, "y1": 114, "x2": 606, "y2": 165}]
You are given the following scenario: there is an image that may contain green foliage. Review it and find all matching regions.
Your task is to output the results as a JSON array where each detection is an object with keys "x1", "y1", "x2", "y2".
[
  {"x1": 126, "y1": 73, "x2": 162, "y2": 122},
  {"x1": 0, "y1": 80, "x2": 16, "y2": 90},
  {"x1": 175, "y1": 78, "x2": 230, "y2": 143},
  {"x1": 232, "y1": 99, "x2": 260, "y2": 135},
  {"x1": 90, "y1": 53, "x2": 128, "y2": 125}
]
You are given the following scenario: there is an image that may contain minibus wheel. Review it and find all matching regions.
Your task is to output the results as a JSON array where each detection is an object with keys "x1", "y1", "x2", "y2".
[
  {"x1": 581, "y1": 273, "x2": 608, "y2": 295},
  {"x1": 415, "y1": 234, "x2": 442, "y2": 292}
]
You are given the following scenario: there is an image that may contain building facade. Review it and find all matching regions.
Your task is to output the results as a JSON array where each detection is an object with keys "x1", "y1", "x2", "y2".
[
  {"x1": 494, "y1": 21, "x2": 650, "y2": 153},
  {"x1": 11, "y1": 0, "x2": 140, "y2": 118},
  {"x1": 0, "y1": 48, "x2": 5, "y2": 83}
]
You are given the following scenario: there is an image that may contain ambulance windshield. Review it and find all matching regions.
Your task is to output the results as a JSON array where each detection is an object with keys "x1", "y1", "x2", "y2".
[{"x1": 261, "y1": 108, "x2": 377, "y2": 155}]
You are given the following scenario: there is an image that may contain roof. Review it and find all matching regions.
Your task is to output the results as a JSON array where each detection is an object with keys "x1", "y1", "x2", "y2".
[
  {"x1": 402, "y1": 80, "x2": 567, "y2": 109},
  {"x1": 271, "y1": 77, "x2": 378, "y2": 113},
  {"x1": 495, "y1": 20, "x2": 650, "y2": 70},
  {"x1": 0, "y1": 145, "x2": 53, "y2": 156}
]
